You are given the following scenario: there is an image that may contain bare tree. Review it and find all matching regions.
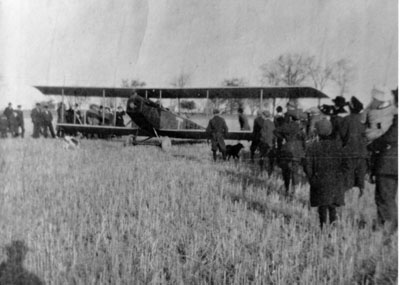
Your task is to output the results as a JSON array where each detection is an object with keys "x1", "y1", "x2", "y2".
[
  {"x1": 171, "y1": 72, "x2": 191, "y2": 88},
  {"x1": 331, "y1": 59, "x2": 355, "y2": 96},
  {"x1": 260, "y1": 53, "x2": 313, "y2": 86},
  {"x1": 121, "y1": 79, "x2": 146, "y2": 88},
  {"x1": 307, "y1": 58, "x2": 334, "y2": 91},
  {"x1": 120, "y1": 78, "x2": 147, "y2": 107},
  {"x1": 220, "y1": 78, "x2": 248, "y2": 114}
]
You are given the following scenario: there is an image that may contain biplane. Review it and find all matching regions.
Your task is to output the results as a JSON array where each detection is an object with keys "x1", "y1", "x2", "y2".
[{"x1": 34, "y1": 86, "x2": 329, "y2": 147}]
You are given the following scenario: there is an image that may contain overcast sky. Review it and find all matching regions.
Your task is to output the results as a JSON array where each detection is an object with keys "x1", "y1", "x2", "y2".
[{"x1": 0, "y1": 0, "x2": 398, "y2": 107}]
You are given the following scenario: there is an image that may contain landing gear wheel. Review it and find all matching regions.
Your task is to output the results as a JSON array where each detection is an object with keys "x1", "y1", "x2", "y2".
[
  {"x1": 161, "y1": 137, "x2": 171, "y2": 151},
  {"x1": 124, "y1": 135, "x2": 137, "y2": 146}
]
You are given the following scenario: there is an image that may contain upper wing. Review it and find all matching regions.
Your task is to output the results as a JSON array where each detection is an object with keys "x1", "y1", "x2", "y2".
[{"x1": 34, "y1": 86, "x2": 329, "y2": 99}]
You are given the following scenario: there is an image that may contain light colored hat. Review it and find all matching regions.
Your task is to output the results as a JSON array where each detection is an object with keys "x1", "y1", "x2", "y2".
[
  {"x1": 306, "y1": 106, "x2": 321, "y2": 116},
  {"x1": 371, "y1": 85, "x2": 393, "y2": 102},
  {"x1": 262, "y1": 110, "x2": 271, "y2": 118},
  {"x1": 287, "y1": 100, "x2": 297, "y2": 110},
  {"x1": 315, "y1": 119, "x2": 332, "y2": 137}
]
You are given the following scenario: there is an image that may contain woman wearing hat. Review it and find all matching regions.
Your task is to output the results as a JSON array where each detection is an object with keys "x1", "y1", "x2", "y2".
[{"x1": 304, "y1": 119, "x2": 348, "y2": 229}]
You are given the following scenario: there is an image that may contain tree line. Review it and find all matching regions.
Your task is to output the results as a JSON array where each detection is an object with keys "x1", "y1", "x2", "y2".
[{"x1": 122, "y1": 53, "x2": 355, "y2": 114}]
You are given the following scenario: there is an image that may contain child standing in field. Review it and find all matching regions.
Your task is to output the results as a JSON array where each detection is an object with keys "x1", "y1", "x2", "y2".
[{"x1": 303, "y1": 119, "x2": 348, "y2": 229}]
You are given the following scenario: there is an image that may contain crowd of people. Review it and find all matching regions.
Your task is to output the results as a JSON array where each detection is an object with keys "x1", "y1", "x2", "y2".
[
  {"x1": 0, "y1": 103, "x2": 25, "y2": 138},
  {"x1": 56, "y1": 103, "x2": 126, "y2": 127},
  {"x1": 206, "y1": 86, "x2": 398, "y2": 231}
]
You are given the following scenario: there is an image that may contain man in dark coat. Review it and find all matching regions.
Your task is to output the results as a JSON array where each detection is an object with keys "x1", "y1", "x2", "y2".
[
  {"x1": 116, "y1": 106, "x2": 126, "y2": 127},
  {"x1": 41, "y1": 105, "x2": 56, "y2": 138},
  {"x1": 206, "y1": 109, "x2": 228, "y2": 161},
  {"x1": 56, "y1": 102, "x2": 66, "y2": 136},
  {"x1": 274, "y1": 110, "x2": 306, "y2": 197},
  {"x1": 304, "y1": 119, "x2": 347, "y2": 229},
  {"x1": 238, "y1": 107, "x2": 250, "y2": 130},
  {"x1": 330, "y1": 96, "x2": 348, "y2": 140},
  {"x1": 31, "y1": 103, "x2": 42, "y2": 138},
  {"x1": 259, "y1": 110, "x2": 275, "y2": 175},
  {"x1": 16, "y1": 105, "x2": 24, "y2": 138},
  {"x1": 0, "y1": 114, "x2": 8, "y2": 138},
  {"x1": 339, "y1": 96, "x2": 368, "y2": 195},
  {"x1": 3, "y1": 102, "x2": 13, "y2": 133},
  {"x1": 9, "y1": 110, "x2": 19, "y2": 137},
  {"x1": 368, "y1": 88, "x2": 398, "y2": 231},
  {"x1": 250, "y1": 110, "x2": 264, "y2": 162},
  {"x1": 274, "y1": 106, "x2": 285, "y2": 151}
]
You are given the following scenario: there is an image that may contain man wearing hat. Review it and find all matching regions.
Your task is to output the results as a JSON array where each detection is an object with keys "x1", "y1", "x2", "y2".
[
  {"x1": 238, "y1": 107, "x2": 250, "y2": 131},
  {"x1": 206, "y1": 108, "x2": 228, "y2": 161},
  {"x1": 363, "y1": 85, "x2": 397, "y2": 142},
  {"x1": 339, "y1": 96, "x2": 368, "y2": 195},
  {"x1": 304, "y1": 119, "x2": 348, "y2": 229},
  {"x1": 0, "y1": 113, "x2": 8, "y2": 138},
  {"x1": 41, "y1": 104, "x2": 56, "y2": 138},
  {"x1": 3, "y1": 102, "x2": 13, "y2": 133},
  {"x1": 258, "y1": 110, "x2": 276, "y2": 175},
  {"x1": 250, "y1": 109, "x2": 264, "y2": 162},
  {"x1": 368, "y1": 87, "x2": 398, "y2": 232},
  {"x1": 8, "y1": 109, "x2": 19, "y2": 137},
  {"x1": 15, "y1": 105, "x2": 24, "y2": 138},
  {"x1": 305, "y1": 106, "x2": 324, "y2": 139},
  {"x1": 273, "y1": 110, "x2": 306, "y2": 197},
  {"x1": 31, "y1": 103, "x2": 42, "y2": 138}
]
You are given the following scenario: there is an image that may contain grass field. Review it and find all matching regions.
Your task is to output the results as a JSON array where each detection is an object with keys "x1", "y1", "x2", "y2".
[{"x1": 0, "y1": 120, "x2": 398, "y2": 284}]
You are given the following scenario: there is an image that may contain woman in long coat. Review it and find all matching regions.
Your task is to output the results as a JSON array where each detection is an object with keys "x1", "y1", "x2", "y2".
[{"x1": 304, "y1": 119, "x2": 348, "y2": 228}]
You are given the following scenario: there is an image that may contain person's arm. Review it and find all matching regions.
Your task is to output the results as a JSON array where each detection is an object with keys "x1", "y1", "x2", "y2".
[
  {"x1": 223, "y1": 119, "x2": 229, "y2": 136},
  {"x1": 368, "y1": 117, "x2": 397, "y2": 152},
  {"x1": 303, "y1": 146, "x2": 315, "y2": 179}
]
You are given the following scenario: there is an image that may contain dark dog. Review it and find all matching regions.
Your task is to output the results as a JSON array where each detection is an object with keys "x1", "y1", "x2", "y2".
[{"x1": 226, "y1": 143, "x2": 244, "y2": 160}]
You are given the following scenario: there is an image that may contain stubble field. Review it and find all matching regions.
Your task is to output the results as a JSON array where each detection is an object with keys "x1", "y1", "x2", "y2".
[{"x1": 0, "y1": 120, "x2": 397, "y2": 284}]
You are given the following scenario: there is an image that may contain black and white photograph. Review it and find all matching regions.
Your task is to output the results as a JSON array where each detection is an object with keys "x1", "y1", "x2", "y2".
[{"x1": 0, "y1": 0, "x2": 398, "y2": 283}]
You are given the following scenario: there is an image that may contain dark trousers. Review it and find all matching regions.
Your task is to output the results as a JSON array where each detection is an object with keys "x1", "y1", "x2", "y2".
[
  {"x1": 281, "y1": 160, "x2": 302, "y2": 196},
  {"x1": 43, "y1": 122, "x2": 56, "y2": 138},
  {"x1": 250, "y1": 139, "x2": 260, "y2": 161},
  {"x1": 211, "y1": 135, "x2": 226, "y2": 161},
  {"x1": 318, "y1": 206, "x2": 337, "y2": 229},
  {"x1": 346, "y1": 157, "x2": 367, "y2": 190},
  {"x1": 32, "y1": 122, "x2": 41, "y2": 138},
  {"x1": 18, "y1": 124, "x2": 25, "y2": 138},
  {"x1": 259, "y1": 142, "x2": 274, "y2": 175},
  {"x1": 375, "y1": 175, "x2": 398, "y2": 227}
]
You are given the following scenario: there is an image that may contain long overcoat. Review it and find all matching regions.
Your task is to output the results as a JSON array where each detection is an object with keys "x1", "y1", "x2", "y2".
[
  {"x1": 238, "y1": 113, "x2": 250, "y2": 130},
  {"x1": 206, "y1": 115, "x2": 228, "y2": 152},
  {"x1": 304, "y1": 138, "x2": 347, "y2": 207},
  {"x1": 368, "y1": 115, "x2": 398, "y2": 176},
  {"x1": 339, "y1": 113, "x2": 368, "y2": 189},
  {"x1": 274, "y1": 121, "x2": 305, "y2": 163}
]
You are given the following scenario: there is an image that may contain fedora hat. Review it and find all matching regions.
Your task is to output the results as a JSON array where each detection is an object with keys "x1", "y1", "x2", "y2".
[
  {"x1": 349, "y1": 96, "x2": 363, "y2": 114},
  {"x1": 332, "y1": 96, "x2": 347, "y2": 108}
]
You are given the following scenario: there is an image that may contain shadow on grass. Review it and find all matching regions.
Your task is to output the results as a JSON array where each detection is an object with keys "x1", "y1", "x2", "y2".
[
  {"x1": 172, "y1": 154, "x2": 206, "y2": 163},
  {"x1": 0, "y1": 240, "x2": 44, "y2": 285},
  {"x1": 228, "y1": 193, "x2": 293, "y2": 224}
]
